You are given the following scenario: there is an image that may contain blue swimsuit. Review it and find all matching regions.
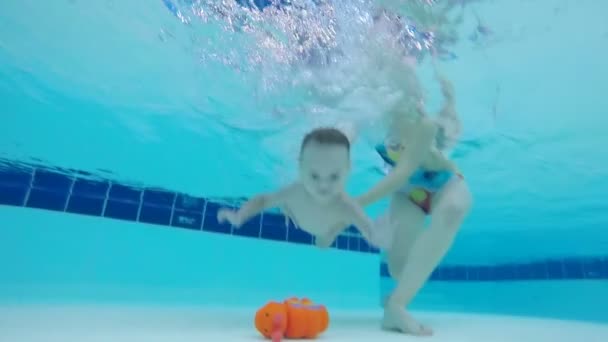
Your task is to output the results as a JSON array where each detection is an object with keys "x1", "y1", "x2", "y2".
[{"x1": 375, "y1": 144, "x2": 461, "y2": 214}]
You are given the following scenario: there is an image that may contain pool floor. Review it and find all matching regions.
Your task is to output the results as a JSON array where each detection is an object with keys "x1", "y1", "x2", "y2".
[{"x1": 1, "y1": 305, "x2": 607, "y2": 342}]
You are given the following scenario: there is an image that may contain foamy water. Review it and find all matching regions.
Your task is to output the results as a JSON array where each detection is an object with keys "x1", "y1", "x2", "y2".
[{"x1": 1, "y1": 305, "x2": 607, "y2": 342}]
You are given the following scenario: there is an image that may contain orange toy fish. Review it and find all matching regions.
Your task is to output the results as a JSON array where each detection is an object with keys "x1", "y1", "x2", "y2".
[{"x1": 255, "y1": 297, "x2": 330, "y2": 340}]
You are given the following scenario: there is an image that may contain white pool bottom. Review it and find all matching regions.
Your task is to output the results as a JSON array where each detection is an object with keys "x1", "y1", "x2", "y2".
[{"x1": 1, "y1": 305, "x2": 607, "y2": 342}]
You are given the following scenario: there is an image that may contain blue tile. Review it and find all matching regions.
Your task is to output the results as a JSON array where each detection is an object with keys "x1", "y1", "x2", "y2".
[
  {"x1": 452, "y1": 266, "x2": 467, "y2": 280},
  {"x1": 602, "y1": 257, "x2": 608, "y2": 278},
  {"x1": 430, "y1": 268, "x2": 442, "y2": 281},
  {"x1": 262, "y1": 212, "x2": 286, "y2": 228},
  {"x1": 442, "y1": 265, "x2": 467, "y2": 281},
  {"x1": 66, "y1": 195, "x2": 104, "y2": 216},
  {"x1": 546, "y1": 260, "x2": 564, "y2": 279},
  {"x1": 442, "y1": 266, "x2": 455, "y2": 281},
  {"x1": 0, "y1": 168, "x2": 32, "y2": 187},
  {"x1": 443, "y1": 266, "x2": 466, "y2": 281},
  {"x1": 335, "y1": 235, "x2": 348, "y2": 250},
  {"x1": 337, "y1": 236, "x2": 348, "y2": 250},
  {"x1": 494, "y1": 264, "x2": 517, "y2": 280},
  {"x1": 582, "y1": 257, "x2": 604, "y2": 279},
  {"x1": 108, "y1": 184, "x2": 141, "y2": 203},
  {"x1": 104, "y1": 200, "x2": 139, "y2": 221},
  {"x1": 466, "y1": 266, "x2": 479, "y2": 281},
  {"x1": 369, "y1": 246, "x2": 380, "y2": 254},
  {"x1": 441, "y1": 266, "x2": 456, "y2": 280},
  {"x1": 359, "y1": 238, "x2": 371, "y2": 253},
  {"x1": 26, "y1": 189, "x2": 68, "y2": 211},
  {"x1": 437, "y1": 267, "x2": 448, "y2": 281},
  {"x1": 529, "y1": 262, "x2": 548, "y2": 279},
  {"x1": 380, "y1": 262, "x2": 390, "y2": 278},
  {"x1": 346, "y1": 225, "x2": 358, "y2": 234},
  {"x1": 348, "y1": 236, "x2": 360, "y2": 251},
  {"x1": 203, "y1": 201, "x2": 228, "y2": 221},
  {"x1": 202, "y1": 213, "x2": 232, "y2": 235},
  {"x1": 233, "y1": 214, "x2": 261, "y2": 238},
  {"x1": 171, "y1": 210, "x2": 202, "y2": 230},
  {"x1": 143, "y1": 189, "x2": 175, "y2": 207},
  {"x1": 33, "y1": 170, "x2": 73, "y2": 191},
  {"x1": 72, "y1": 178, "x2": 109, "y2": 198},
  {"x1": 563, "y1": 258, "x2": 584, "y2": 279},
  {"x1": 204, "y1": 201, "x2": 226, "y2": 215},
  {"x1": 139, "y1": 205, "x2": 172, "y2": 226},
  {"x1": 517, "y1": 263, "x2": 534, "y2": 280},
  {"x1": 174, "y1": 194, "x2": 206, "y2": 212},
  {"x1": 261, "y1": 214, "x2": 287, "y2": 241},
  {"x1": 0, "y1": 184, "x2": 27, "y2": 206},
  {"x1": 287, "y1": 225, "x2": 313, "y2": 244},
  {"x1": 478, "y1": 266, "x2": 493, "y2": 281}
]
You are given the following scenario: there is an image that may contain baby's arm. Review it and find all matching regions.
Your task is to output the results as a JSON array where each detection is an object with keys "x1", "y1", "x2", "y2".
[
  {"x1": 342, "y1": 196, "x2": 374, "y2": 242},
  {"x1": 357, "y1": 117, "x2": 437, "y2": 207},
  {"x1": 217, "y1": 184, "x2": 296, "y2": 228}
]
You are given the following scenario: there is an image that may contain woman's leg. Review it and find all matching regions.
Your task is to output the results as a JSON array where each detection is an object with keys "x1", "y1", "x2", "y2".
[
  {"x1": 379, "y1": 192, "x2": 425, "y2": 308},
  {"x1": 381, "y1": 192, "x2": 430, "y2": 335},
  {"x1": 386, "y1": 192, "x2": 426, "y2": 279},
  {"x1": 383, "y1": 178, "x2": 472, "y2": 335}
]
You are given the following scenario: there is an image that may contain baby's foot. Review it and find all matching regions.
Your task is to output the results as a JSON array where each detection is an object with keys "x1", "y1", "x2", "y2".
[{"x1": 382, "y1": 303, "x2": 433, "y2": 336}]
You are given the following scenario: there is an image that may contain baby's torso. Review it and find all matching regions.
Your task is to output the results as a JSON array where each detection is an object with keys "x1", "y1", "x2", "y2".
[{"x1": 281, "y1": 187, "x2": 348, "y2": 236}]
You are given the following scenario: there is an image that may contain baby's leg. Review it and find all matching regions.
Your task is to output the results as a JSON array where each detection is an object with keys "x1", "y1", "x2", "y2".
[{"x1": 383, "y1": 179, "x2": 472, "y2": 335}]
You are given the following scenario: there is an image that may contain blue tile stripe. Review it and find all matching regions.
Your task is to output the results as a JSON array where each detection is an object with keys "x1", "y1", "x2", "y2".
[
  {"x1": 3, "y1": 160, "x2": 607, "y2": 282},
  {"x1": 0, "y1": 160, "x2": 374, "y2": 254},
  {"x1": 379, "y1": 256, "x2": 608, "y2": 281}
]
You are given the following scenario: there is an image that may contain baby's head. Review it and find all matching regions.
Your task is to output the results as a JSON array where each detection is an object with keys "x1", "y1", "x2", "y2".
[{"x1": 299, "y1": 128, "x2": 351, "y2": 203}]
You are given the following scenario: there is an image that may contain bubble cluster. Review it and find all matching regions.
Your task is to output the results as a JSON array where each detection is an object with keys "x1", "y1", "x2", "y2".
[
  {"x1": 164, "y1": 0, "x2": 462, "y2": 69},
  {"x1": 161, "y1": 0, "x2": 467, "y2": 134}
]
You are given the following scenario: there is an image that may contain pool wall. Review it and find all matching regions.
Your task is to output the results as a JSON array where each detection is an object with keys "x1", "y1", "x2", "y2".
[
  {"x1": 1, "y1": 162, "x2": 607, "y2": 322},
  {"x1": 0, "y1": 161, "x2": 383, "y2": 308},
  {"x1": 0, "y1": 204, "x2": 379, "y2": 309},
  {"x1": 2, "y1": 203, "x2": 606, "y2": 322},
  {"x1": 381, "y1": 275, "x2": 608, "y2": 323}
]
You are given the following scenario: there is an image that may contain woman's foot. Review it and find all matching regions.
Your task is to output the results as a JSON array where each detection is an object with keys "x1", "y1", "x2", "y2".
[{"x1": 382, "y1": 303, "x2": 433, "y2": 336}]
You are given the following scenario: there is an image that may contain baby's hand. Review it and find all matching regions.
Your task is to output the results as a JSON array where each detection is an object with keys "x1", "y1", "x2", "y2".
[{"x1": 217, "y1": 208, "x2": 242, "y2": 227}]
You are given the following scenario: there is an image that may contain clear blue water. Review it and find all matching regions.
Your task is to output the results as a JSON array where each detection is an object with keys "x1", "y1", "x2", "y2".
[{"x1": 1, "y1": 0, "x2": 608, "y2": 313}]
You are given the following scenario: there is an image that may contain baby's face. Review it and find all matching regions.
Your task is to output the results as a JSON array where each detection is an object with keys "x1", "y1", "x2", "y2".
[{"x1": 299, "y1": 141, "x2": 350, "y2": 203}]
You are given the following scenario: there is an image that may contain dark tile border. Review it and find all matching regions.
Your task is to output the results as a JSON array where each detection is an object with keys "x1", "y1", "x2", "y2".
[
  {"x1": 380, "y1": 256, "x2": 608, "y2": 281},
  {"x1": 0, "y1": 159, "x2": 374, "y2": 255},
  {"x1": 2, "y1": 159, "x2": 606, "y2": 282}
]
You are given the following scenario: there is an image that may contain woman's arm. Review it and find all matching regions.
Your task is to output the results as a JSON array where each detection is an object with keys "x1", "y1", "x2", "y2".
[
  {"x1": 356, "y1": 117, "x2": 437, "y2": 207},
  {"x1": 434, "y1": 71, "x2": 461, "y2": 151}
]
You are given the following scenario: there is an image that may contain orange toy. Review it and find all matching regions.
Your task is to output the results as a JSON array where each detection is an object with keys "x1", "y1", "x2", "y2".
[{"x1": 255, "y1": 297, "x2": 330, "y2": 340}]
